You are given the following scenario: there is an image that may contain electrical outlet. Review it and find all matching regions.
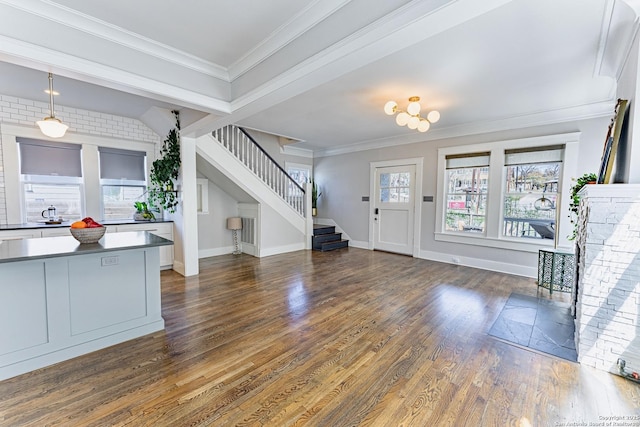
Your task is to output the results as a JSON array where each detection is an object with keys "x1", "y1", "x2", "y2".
[{"x1": 101, "y1": 256, "x2": 119, "y2": 266}]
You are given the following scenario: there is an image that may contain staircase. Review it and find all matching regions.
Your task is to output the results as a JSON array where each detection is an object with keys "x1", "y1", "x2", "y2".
[{"x1": 312, "y1": 224, "x2": 349, "y2": 251}]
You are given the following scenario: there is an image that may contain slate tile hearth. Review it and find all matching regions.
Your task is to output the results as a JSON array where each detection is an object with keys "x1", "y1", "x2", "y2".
[{"x1": 488, "y1": 293, "x2": 577, "y2": 361}]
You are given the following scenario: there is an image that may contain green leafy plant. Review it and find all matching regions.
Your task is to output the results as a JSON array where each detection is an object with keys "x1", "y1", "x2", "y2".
[
  {"x1": 149, "y1": 110, "x2": 181, "y2": 213},
  {"x1": 134, "y1": 201, "x2": 155, "y2": 220},
  {"x1": 311, "y1": 179, "x2": 322, "y2": 209},
  {"x1": 568, "y1": 172, "x2": 597, "y2": 239}
]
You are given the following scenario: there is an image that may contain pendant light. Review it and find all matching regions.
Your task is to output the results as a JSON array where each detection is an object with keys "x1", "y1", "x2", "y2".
[{"x1": 36, "y1": 73, "x2": 69, "y2": 138}]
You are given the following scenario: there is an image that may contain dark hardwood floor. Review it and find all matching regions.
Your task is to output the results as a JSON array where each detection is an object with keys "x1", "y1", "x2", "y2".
[{"x1": 1, "y1": 248, "x2": 638, "y2": 426}]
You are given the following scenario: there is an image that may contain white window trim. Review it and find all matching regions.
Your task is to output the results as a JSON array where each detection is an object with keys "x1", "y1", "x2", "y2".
[{"x1": 435, "y1": 132, "x2": 580, "y2": 253}]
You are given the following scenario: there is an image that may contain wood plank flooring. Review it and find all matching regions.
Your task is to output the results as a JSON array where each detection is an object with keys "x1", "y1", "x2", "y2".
[{"x1": 1, "y1": 248, "x2": 639, "y2": 426}]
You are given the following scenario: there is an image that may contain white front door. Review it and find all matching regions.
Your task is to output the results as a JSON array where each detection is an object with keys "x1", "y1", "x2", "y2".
[{"x1": 373, "y1": 165, "x2": 416, "y2": 255}]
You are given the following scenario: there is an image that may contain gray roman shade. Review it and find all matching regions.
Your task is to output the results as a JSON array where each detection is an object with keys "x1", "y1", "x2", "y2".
[
  {"x1": 505, "y1": 145, "x2": 564, "y2": 166},
  {"x1": 99, "y1": 147, "x2": 146, "y2": 181},
  {"x1": 446, "y1": 152, "x2": 490, "y2": 169},
  {"x1": 18, "y1": 137, "x2": 82, "y2": 177}
]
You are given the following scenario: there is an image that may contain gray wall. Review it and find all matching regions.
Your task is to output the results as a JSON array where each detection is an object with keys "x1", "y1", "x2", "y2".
[{"x1": 314, "y1": 117, "x2": 609, "y2": 274}]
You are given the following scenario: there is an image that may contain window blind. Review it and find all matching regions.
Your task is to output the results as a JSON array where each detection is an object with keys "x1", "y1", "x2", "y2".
[
  {"x1": 18, "y1": 137, "x2": 82, "y2": 177},
  {"x1": 98, "y1": 147, "x2": 146, "y2": 181},
  {"x1": 446, "y1": 152, "x2": 490, "y2": 169},
  {"x1": 504, "y1": 145, "x2": 564, "y2": 166}
]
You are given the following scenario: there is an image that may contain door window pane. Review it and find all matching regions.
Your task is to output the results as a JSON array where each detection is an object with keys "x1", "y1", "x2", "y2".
[{"x1": 379, "y1": 172, "x2": 411, "y2": 203}]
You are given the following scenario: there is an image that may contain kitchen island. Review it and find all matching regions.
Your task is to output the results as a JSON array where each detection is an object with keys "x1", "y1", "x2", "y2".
[{"x1": 0, "y1": 231, "x2": 172, "y2": 381}]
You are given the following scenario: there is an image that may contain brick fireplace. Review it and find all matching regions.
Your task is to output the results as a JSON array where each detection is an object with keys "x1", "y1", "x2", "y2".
[{"x1": 574, "y1": 184, "x2": 640, "y2": 375}]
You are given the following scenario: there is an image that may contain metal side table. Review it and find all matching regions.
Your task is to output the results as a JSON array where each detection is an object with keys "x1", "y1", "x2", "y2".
[{"x1": 537, "y1": 248, "x2": 575, "y2": 294}]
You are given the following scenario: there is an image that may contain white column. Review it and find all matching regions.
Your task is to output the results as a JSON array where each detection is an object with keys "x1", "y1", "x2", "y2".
[{"x1": 173, "y1": 135, "x2": 199, "y2": 276}]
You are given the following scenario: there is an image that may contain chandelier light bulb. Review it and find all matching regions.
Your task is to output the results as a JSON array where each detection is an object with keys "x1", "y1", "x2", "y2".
[
  {"x1": 427, "y1": 110, "x2": 440, "y2": 123},
  {"x1": 407, "y1": 116, "x2": 420, "y2": 129},
  {"x1": 417, "y1": 120, "x2": 430, "y2": 133},
  {"x1": 407, "y1": 96, "x2": 421, "y2": 116},
  {"x1": 396, "y1": 112, "x2": 410, "y2": 126},
  {"x1": 383, "y1": 100, "x2": 398, "y2": 115}
]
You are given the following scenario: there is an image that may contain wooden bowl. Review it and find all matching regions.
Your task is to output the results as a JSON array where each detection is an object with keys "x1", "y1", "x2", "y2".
[{"x1": 70, "y1": 227, "x2": 106, "y2": 244}]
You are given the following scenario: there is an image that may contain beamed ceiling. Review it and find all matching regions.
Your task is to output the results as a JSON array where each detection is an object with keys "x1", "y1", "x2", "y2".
[{"x1": 0, "y1": 0, "x2": 637, "y2": 155}]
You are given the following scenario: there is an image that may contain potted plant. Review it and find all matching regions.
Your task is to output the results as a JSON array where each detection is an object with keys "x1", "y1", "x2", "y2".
[
  {"x1": 568, "y1": 172, "x2": 597, "y2": 239},
  {"x1": 133, "y1": 201, "x2": 155, "y2": 221},
  {"x1": 311, "y1": 180, "x2": 322, "y2": 216},
  {"x1": 149, "y1": 110, "x2": 181, "y2": 213}
]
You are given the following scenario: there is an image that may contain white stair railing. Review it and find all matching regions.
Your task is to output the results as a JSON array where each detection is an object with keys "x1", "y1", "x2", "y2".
[{"x1": 212, "y1": 125, "x2": 306, "y2": 216}]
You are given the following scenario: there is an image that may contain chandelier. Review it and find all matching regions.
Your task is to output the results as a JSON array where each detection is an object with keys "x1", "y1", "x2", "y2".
[
  {"x1": 384, "y1": 96, "x2": 440, "y2": 133},
  {"x1": 36, "y1": 73, "x2": 69, "y2": 138}
]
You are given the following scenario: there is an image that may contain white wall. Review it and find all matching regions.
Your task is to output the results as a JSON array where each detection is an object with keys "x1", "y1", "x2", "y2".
[
  {"x1": 260, "y1": 203, "x2": 306, "y2": 257},
  {"x1": 314, "y1": 117, "x2": 610, "y2": 277},
  {"x1": 197, "y1": 176, "x2": 240, "y2": 257}
]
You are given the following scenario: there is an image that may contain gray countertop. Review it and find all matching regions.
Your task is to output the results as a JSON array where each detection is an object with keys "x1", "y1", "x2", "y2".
[
  {"x1": 0, "y1": 219, "x2": 173, "y2": 231},
  {"x1": 0, "y1": 231, "x2": 173, "y2": 264}
]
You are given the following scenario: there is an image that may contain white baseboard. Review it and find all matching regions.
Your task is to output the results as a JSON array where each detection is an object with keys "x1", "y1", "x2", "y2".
[
  {"x1": 259, "y1": 242, "x2": 306, "y2": 257},
  {"x1": 199, "y1": 246, "x2": 234, "y2": 258},
  {"x1": 418, "y1": 249, "x2": 536, "y2": 278},
  {"x1": 349, "y1": 240, "x2": 369, "y2": 249}
]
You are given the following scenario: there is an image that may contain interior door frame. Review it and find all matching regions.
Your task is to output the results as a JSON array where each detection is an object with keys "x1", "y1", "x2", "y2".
[{"x1": 369, "y1": 157, "x2": 424, "y2": 256}]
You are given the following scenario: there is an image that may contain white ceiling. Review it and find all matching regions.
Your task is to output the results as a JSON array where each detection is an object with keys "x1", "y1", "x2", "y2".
[{"x1": 0, "y1": 0, "x2": 635, "y2": 153}]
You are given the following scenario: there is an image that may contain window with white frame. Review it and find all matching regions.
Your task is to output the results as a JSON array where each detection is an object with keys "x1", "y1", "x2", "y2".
[
  {"x1": 285, "y1": 162, "x2": 311, "y2": 202},
  {"x1": 502, "y1": 146, "x2": 563, "y2": 241},
  {"x1": 286, "y1": 162, "x2": 311, "y2": 188},
  {"x1": 18, "y1": 137, "x2": 83, "y2": 222},
  {"x1": 444, "y1": 152, "x2": 490, "y2": 233},
  {"x1": 99, "y1": 147, "x2": 147, "y2": 220},
  {"x1": 435, "y1": 134, "x2": 577, "y2": 251}
]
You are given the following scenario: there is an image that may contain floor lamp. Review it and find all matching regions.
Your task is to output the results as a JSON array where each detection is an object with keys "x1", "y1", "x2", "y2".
[{"x1": 227, "y1": 217, "x2": 242, "y2": 255}]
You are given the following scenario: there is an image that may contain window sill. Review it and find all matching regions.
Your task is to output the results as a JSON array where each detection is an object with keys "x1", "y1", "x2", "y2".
[{"x1": 434, "y1": 232, "x2": 556, "y2": 253}]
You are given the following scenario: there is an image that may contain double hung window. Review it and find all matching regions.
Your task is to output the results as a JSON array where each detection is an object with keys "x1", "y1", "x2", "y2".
[
  {"x1": 502, "y1": 146, "x2": 563, "y2": 241},
  {"x1": 99, "y1": 147, "x2": 147, "y2": 220},
  {"x1": 444, "y1": 153, "x2": 489, "y2": 233},
  {"x1": 18, "y1": 138, "x2": 83, "y2": 222},
  {"x1": 436, "y1": 135, "x2": 575, "y2": 251}
]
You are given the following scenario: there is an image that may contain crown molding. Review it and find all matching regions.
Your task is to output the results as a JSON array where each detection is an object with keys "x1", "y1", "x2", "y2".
[
  {"x1": 313, "y1": 101, "x2": 615, "y2": 158},
  {"x1": 0, "y1": 0, "x2": 229, "y2": 81},
  {"x1": 0, "y1": 35, "x2": 231, "y2": 114}
]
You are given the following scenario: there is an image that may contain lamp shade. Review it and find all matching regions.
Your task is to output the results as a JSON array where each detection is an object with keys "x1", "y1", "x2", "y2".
[
  {"x1": 226, "y1": 217, "x2": 242, "y2": 230},
  {"x1": 37, "y1": 117, "x2": 69, "y2": 138}
]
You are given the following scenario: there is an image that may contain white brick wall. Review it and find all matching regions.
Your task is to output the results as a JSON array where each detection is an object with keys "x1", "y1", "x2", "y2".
[
  {"x1": 0, "y1": 93, "x2": 162, "y2": 225},
  {"x1": 575, "y1": 184, "x2": 640, "y2": 376}
]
